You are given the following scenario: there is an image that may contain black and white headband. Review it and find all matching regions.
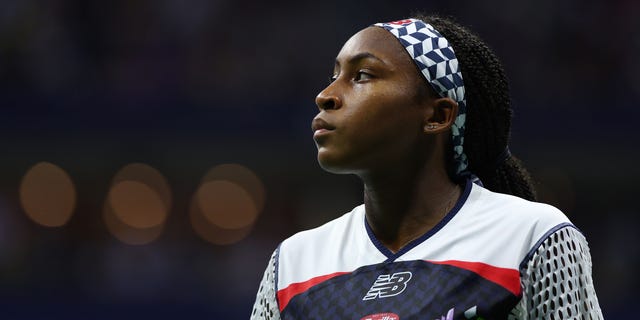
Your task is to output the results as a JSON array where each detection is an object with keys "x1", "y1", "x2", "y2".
[{"x1": 375, "y1": 18, "x2": 469, "y2": 178}]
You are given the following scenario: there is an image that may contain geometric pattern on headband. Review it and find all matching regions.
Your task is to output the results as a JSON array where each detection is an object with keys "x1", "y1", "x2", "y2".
[{"x1": 374, "y1": 18, "x2": 469, "y2": 177}]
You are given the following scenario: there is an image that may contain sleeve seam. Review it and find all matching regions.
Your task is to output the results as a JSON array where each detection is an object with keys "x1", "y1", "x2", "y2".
[
  {"x1": 274, "y1": 243, "x2": 282, "y2": 313},
  {"x1": 518, "y1": 222, "x2": 580, "y2": 270}
]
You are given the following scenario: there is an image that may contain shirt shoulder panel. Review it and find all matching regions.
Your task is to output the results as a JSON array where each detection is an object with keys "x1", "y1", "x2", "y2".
[
  {"x1": 403, "y1": 184, "x2": 573, "y2": 270},
  {"x1": 277, "y1": 205, "x2": 386, "y2": 291}
]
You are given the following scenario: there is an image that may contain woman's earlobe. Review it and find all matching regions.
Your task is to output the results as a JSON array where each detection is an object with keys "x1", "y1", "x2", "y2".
[
  {"x1": 425, "y1": 124, "x2": 438, "y2": 130},
  {"x1": 423, "y1": 122, "x2": 447, "y2": 134},
  {"x1": 423, "y1": 97, "x2": 458, "y2": 133}
]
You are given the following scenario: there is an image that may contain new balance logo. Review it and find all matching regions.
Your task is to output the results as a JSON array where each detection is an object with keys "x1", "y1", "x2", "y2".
[{"x1": 362, "y1": 271, "x2": 412, "y2": 300}]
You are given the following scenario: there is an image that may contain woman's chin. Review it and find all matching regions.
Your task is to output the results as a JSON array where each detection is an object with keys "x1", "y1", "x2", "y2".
[
  {"x1": 317, "y1": 152, "x2": 351, "y2": 174},
  {"x1": 318, "y1": 152, "x2": 356, "y2": 174}
]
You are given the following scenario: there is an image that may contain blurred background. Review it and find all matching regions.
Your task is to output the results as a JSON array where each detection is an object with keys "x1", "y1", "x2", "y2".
[{"x1": 0, "y1": 0, "x2": 637, "y2": 318}]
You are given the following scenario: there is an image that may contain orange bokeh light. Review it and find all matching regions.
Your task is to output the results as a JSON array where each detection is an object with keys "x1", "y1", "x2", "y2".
[
  {"x1": 103, "y1": 163, "x2": 171, "y2": 245},
  {"x1": 111, "y1": 163, "x2": 172, "y2": 210},
  {"x1": 196, "y1": 180, "x2": 258, "y2": 229},
  {"x1": 189, "y1": 163, "x2": 266, "y2": 245},
  {"x1": 108, "y1": 180, "x2": 167, "y2": 229},
  {"x1": 19, "y1": 162, "x2": 76, "y2": 227},
  {"x1": 203, "y1": 163, "x2": 265, "y2": 211},
  {"x1": 189, "y1": 191, "x2": 254, "y2": 246},
  {"x1": 103, "y1": 201, "x2": 163, "y2": 245}
]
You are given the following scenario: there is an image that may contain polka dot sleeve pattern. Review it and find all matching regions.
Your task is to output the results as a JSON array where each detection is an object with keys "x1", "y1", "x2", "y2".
[
  {"x1": 250, "y1": 249, "x2": 281, "y2": 320},
  {"x1": 510, "y1": 226, "x2": 603, "y2": 319}
]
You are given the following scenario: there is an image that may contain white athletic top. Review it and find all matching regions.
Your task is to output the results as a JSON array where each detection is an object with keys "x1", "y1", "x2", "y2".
[{"x1": 251, "y1": 181, "x2": 603, "y2": 319}]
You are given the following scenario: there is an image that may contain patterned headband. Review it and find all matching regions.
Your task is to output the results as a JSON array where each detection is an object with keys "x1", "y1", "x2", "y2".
[{"x1": 374, "y1": 18, "x2": 469, "y2": 178}]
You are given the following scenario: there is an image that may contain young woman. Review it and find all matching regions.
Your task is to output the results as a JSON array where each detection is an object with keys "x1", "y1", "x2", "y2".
[{"x1": 251, "y1": 15, "x2": 602, "y2": 319}]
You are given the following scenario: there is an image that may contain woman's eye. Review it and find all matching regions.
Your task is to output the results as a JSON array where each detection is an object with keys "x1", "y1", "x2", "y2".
[
  {"x1": 328, "y1": 75, "x2": 338, "y2": 84},
  {"x1": 354, "y1": 71, "x2": 373, "y2": 81}
]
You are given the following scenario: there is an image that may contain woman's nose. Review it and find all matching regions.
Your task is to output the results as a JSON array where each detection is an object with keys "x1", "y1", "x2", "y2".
[{"x1": 315, "y1": 85, "x2": 342, "y2": 111}]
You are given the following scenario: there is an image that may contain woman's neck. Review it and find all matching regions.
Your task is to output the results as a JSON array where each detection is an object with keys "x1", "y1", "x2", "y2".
[{"x1": 361, "y1": 164, "x2": 461, "y2": 253}]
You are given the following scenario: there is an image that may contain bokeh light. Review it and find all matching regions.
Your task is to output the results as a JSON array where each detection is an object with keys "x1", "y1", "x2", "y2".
[
  {"x1": 202, "y1": 163, "x2": 265, "y2": 211},
  {"x1": 19, "y1": 162, "x2": 76, "y2": 227},
  {"x1": 190, "y1": 163, "x2": 265, "y2": 245},
  {"x1": 189, "y1": 191, "x2": 254, "y2": 246},
  {"x1": 103, "y1": 163, "x2": 171, "y2": 245},
  {"x1": 103, "y1": 201, "x2": 164, "y2": 245},
  {"x1": 111, "y1": 163, "x2": 172, "y2": 210},
  {"x1": 108, "y1": 180, "x2": 167, "y2": 229},
  {"x1": 196, "y1": 180, "x2": 258, "y2": 229}
]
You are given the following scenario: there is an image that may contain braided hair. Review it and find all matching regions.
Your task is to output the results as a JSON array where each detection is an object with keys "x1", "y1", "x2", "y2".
[{"x1": 417, "y1": 14, "x2": 538, "y2": 201}]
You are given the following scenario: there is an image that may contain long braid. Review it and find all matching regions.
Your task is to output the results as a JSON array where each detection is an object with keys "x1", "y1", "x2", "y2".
[{"x1": 419, "y1": 14, "x2": 538, "y2": 201}]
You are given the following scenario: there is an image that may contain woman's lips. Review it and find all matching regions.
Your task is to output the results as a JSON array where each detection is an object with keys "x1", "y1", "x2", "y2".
[
  {"x1": 313, "y1": 128, "x2": 331, "y2": 139},
  {"x1": 312, "y1": 118, "x2": 335, "y2": 139}
]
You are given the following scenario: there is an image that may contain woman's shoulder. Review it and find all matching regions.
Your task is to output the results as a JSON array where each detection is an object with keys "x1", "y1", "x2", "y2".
[
  {"x1": 468, "y1": 182, "x2": 572, "y2": 228},
  {"x1": 460, "y1": 183, "x2": 578, "y2": 258},
  {"x1": 437, "y1": 183, "x2": 580, "y2": 268},
  {"x1": 274, "y1": 204, "x2": 371, "y2": 287},
  {"x1": 279, "y1": 204, "x2": 365, "y2": 254}
]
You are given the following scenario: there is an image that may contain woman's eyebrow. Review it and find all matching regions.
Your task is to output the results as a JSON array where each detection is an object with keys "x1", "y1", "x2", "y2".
[{"x1": 335, "y1": 52, "x2": 386, "y2": 67}]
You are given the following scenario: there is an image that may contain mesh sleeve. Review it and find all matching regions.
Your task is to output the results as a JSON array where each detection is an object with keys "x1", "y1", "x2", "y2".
[
  {"x1": 250, "y1": 249, "x2": 281, "y2": 320},
  {"x1": 509, "y1": 226, "x2": 603, "y2": 319}
]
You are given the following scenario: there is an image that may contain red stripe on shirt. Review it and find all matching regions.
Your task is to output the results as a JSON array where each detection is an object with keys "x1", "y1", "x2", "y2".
[
  {"x1": 428, "y1": 260, "x2": 521, "y2": 296},
  {"x1": 277, "y1": 272, "x2": 350, "y2": 312}
]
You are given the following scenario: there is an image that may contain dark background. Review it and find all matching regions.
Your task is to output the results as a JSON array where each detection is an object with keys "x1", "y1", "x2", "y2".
[{"x1": 1, "y1": 0, "x2": 638, "y2": 318}]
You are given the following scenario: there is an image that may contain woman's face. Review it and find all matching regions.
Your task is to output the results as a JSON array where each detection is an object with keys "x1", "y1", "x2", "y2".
[{"x1": 313, "y1": 26, "x2": 432, "y2": 174}]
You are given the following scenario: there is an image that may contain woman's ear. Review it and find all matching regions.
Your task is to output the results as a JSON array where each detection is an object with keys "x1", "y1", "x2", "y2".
[{"x1": 423, "y1": 97, "x2": 459, "y2": 134}]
